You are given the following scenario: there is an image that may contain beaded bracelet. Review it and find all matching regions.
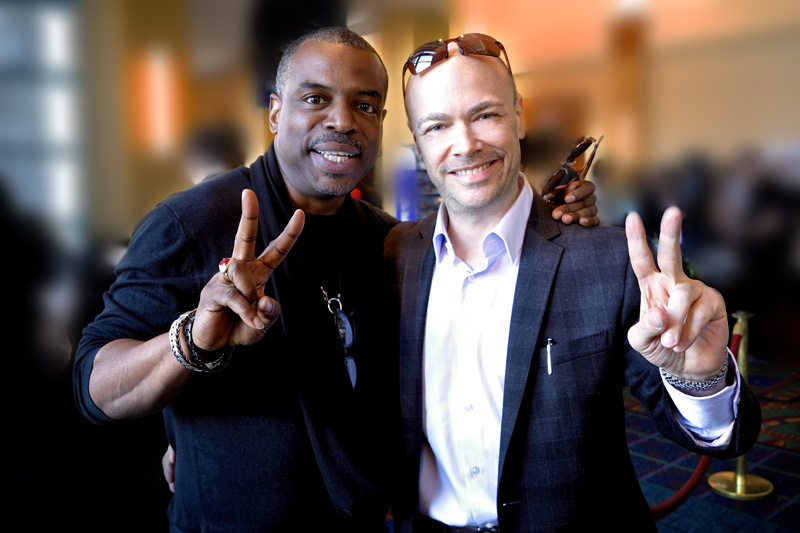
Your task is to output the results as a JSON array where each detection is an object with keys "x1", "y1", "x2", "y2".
[
  {"x1": 659, "y1": 355, "x2": 729, "y2": 392},
  {"x1": 169, "y1": 309, "x2": 233, "y2": 373}
]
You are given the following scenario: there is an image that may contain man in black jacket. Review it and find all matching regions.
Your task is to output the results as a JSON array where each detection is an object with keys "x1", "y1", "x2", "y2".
[{"x1": 75, "y1": 27, "x2": 396, "y2": 531}]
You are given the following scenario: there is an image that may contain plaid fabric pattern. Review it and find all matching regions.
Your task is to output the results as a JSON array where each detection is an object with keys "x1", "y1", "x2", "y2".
[{"x1": 385, "y1": 193, "x2": 762, "y2": 533}]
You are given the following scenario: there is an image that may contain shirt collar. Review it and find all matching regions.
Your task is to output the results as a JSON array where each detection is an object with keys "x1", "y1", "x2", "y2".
[{"x1": 432, "y1": 174, "x2": 534, "y2": 265}]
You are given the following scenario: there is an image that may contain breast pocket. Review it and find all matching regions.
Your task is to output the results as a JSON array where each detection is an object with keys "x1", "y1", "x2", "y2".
[{"x1": 537, "y1": 330, "x2": 612, "y2": 369}]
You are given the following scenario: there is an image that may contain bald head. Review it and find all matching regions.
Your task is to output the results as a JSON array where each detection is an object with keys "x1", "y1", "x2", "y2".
[
  {"x1": 404, "y1": 41, "x2": 517, "y2": 117},
  {"x1": 404, "y1": 43, "x2": 521, "y2": 137}
]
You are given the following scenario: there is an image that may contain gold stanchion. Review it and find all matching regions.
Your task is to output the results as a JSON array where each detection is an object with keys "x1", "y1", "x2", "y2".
[{"x1": 708, "y1": 311, "x2": 773, "y2": 501}]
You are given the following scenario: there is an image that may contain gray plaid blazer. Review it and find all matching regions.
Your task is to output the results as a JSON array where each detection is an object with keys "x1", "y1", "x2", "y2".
[{"x1": 384, "y1": 192, "x2": 761, "y2": 533}]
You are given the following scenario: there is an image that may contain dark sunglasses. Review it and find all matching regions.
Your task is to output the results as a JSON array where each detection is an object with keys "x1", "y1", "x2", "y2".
[
  {"x1": 402, "y1": 33, "x2": 512, "y2": 96},
  {"x1": 541, "y1": 135, "x2": 604, "y2": 206}
]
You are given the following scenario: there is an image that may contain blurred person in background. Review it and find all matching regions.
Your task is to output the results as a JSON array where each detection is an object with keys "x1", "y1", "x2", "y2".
[
  {"x1": 634, "y1": 147, "x2": 800, "y2": 362},
  {"x1": 519, "y1": 128, "x2": 567, "y2": 190},
  {"x1": 350, "y1": 168, "x2": 384, "y2": 209},
  {"x1": 181, "y1": 123, "x2": 247, "y2": 186},
  {"x1": 710, "y1": 149, "x2": 798, "y2": 291},
  {"x1": 73, "y1": 26, "x2": 600, "y2": 531},
  {"x1": 587, "y1": 156, "x2": 631, "y2": 228},
  {"x1": 1, "y1": 176, "x2": 173, "y2": 531},
  {"x1": 1, "y1": 176, "x2": 80, "y2": 529},
  {"x1": 706, "y1": 148, "x2": 800, "y2": 362}
]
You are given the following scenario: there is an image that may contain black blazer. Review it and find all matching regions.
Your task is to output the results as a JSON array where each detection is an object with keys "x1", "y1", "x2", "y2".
[{"x1": 384, "y1": 193, "x2": 761, "y2": 533}]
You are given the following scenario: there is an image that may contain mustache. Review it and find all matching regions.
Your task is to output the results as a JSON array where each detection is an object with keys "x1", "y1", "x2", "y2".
[{"x1": 309, "y1": 132, "x2": 362, "y2": 153}]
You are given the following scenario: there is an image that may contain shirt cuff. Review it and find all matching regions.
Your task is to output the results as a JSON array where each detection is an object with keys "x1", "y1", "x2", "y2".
[{"x1": 662, "y1": 349, "x2": 740, "y2": 447}]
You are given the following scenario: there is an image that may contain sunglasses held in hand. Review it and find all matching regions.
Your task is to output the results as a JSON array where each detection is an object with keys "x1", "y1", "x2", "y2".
[{"x1": 542, "y1": 135, "x2": 604, "y2": 206}]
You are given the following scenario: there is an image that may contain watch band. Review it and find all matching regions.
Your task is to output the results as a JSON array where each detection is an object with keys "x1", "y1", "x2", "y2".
[{"x1": 660, "y1": 355, "x2": 729, "y2": 392}]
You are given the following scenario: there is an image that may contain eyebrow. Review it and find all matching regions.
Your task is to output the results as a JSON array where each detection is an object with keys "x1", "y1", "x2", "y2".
[
  {"x1": 416, "y1": 113, "x2": 449, "y2": 130},
  {"x1": 359, "y1": 89, "x2": 383, "y2": 99},
  {"x1": 415, "y1": 100, "x2": 505, "y2": 129},
  {"x1": 298, "y1": 81, "x2": 330, "y2": 92},
  {"x1": 467, "y1": 100, "x2": 505, "y2": 115},
  {"x1": 297, "y1": 81, "x2": 383, "y2": 100}
]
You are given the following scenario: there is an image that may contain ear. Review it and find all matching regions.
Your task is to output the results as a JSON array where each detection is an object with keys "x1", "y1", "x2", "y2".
[
  {"x1": 516, "y1": 93, "x2": 526, "y2": 140},
  {"x1": 412, "y1": 136, "x2": 422, "y2": 163},
  {"x1": 268, "y1": 92, "x2": 282, "y2": 134},
  {"x1": 403, "y1": 119, "x2": 420, "y2": 160}
]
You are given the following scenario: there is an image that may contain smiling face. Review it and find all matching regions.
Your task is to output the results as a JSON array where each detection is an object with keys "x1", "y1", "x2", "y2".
[
  {"x1": 404, "y1": 45, "x2": 525, "y2": 221},
  {"x1": 269, "y1": 40, "x2": 386, "y2": 211}
]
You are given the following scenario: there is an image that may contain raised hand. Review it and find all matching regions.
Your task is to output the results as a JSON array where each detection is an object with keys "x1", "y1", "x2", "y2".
[
  {"x1": 625, "y1": 207, "x2": 729, "y2": 392},
  {"x1": 550, "y1": 180, "x2": 599, "y2": 227},
  {"x1": 192, "y1": 189, "x2": 305, "y2": 351}
]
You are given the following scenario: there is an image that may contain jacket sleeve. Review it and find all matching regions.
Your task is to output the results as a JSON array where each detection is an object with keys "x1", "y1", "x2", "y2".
[{"x1": 72, "y1": 202, "x2": 205, "y2": 425}]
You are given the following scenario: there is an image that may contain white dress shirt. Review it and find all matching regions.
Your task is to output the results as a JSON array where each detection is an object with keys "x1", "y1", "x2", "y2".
[{"x1": 419, "y1": 176, "x2": 740, "y2": 527}]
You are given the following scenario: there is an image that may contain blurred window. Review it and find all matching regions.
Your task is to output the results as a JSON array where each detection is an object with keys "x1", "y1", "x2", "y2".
[{"x1": 0, "y1": 0, "x2": 81, "y2": 250}]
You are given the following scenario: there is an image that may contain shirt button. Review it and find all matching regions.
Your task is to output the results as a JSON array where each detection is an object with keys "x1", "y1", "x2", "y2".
[
  {"x1": 471, "y1": 466, "x2": 481, "y2": 476},
  {"x1": 467, "y1": 275, "x2": 476, "y2": 283},
  {"x1": 465, "y1": 404, "x2": 473, "y2": 412}
]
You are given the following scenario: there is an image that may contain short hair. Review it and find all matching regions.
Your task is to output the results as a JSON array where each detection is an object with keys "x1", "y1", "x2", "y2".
[{"x1": 274, "y1": 26, "x2": 389, "y2": 101}]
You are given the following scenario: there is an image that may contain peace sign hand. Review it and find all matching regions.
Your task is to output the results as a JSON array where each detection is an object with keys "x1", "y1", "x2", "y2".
[
  {"x1": 192, "y1": 189, "x2": 304, "y2": 351},
  {"x1": 625, "y1": 207, "x2": 729, "y2": 394}
]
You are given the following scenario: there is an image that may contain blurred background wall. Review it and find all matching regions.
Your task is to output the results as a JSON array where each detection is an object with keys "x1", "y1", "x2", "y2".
[{"x1": 1, "y1": 0, "x2": 798, "y2": 399}]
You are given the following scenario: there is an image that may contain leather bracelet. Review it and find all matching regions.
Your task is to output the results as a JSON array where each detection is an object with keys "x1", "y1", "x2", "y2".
[
  {"x1": 169, "y1": 309, "x2": 232, "y2": 373},
  {"x1": 660, "y1": 355, "x2": 728, "y2": 392}
]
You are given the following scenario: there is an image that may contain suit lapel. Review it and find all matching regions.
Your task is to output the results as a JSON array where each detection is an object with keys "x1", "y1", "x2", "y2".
[
  {"x1": 399, "y1": 217, "x2": 437, "y2": 459},
  {"x1": 498, "y1": 194, "x2": 564, "y2": 481}
]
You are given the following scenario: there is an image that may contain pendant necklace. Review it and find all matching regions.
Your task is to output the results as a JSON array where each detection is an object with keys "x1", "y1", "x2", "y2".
[{"x1": 321, "y1": 286, "x2": 357, "y2": 388}]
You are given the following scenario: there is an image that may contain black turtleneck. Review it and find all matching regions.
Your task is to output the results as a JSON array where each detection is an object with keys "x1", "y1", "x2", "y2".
[{"x1": 75, "y1": 144, "x2": 400, "y2": 531}]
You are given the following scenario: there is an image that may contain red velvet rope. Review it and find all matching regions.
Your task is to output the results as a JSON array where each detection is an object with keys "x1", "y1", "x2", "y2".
[
  {"x1": 649, "y1": 455, "x2": 712, "y2": 518},
  {"x1": 729, "y1": 333, "x2": 741, "y2": 361},
  {"x1": 648, "y1": 331, "x2": 741, "y2": 518}
]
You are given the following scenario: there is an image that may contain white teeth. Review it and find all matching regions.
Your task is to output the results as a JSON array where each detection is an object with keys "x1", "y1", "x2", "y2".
[
  {"x1": 316, "y1": 150, "x2": 354, "y2": 163},
  {"x1": 454, "y1": 162, "x2": 491, "y2": 176}
]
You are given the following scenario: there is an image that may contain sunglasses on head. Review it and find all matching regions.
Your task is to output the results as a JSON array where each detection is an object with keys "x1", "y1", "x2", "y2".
[
  {"x1": 402, "y1": 33, "x2": 512, "y2": 96},
  {"x1": 541, "y1": 135, "x2": 604, "y2": 206}
]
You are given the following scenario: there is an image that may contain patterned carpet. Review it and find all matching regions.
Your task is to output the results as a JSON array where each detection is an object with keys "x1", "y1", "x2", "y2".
[
  {"x1": 624, "y1": 357, "x2": 800, "y2": 532},
  {"x1": 749, "y1": 358, "x2": 800, "y2": 451}
]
